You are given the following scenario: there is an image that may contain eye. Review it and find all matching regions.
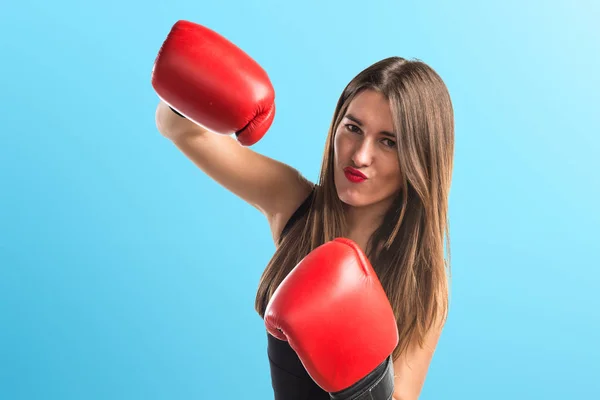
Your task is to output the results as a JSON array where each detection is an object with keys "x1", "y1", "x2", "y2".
[
  {"x1": 345, "y1": 124, "x2": 361, "y2": 134},
  {"x1": 382, "y1": 138, "x2": 396, "y2": 148}
]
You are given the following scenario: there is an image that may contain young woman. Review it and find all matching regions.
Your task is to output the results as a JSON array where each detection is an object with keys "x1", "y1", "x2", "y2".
[{"x1": 153, "y1": 20, "x2": 454, "y2": 400}]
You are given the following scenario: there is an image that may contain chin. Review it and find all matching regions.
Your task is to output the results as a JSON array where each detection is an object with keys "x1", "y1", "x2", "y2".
[
  {"x1": 335, "y1": 179, "x2": 398, "y2": 211},
  {"x1": 340, "y1": 192, "x2": 375, "y2": 208},
  {"x1": 335, "y1": 181, "x2": 368, "y2": 207}
]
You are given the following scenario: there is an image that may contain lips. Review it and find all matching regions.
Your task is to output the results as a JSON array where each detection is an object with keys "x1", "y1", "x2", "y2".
[{"x1": 344, "y1": 167, "x2": 367, "y2": 183}]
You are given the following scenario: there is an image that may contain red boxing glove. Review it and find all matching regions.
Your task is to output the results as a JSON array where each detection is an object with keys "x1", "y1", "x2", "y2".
[
  {"x1": 264, "y1": 238, "x2": 399, "y2": 396},
  {"x1": 151, "y1": 20, "x2": 275, "y2": 146}
]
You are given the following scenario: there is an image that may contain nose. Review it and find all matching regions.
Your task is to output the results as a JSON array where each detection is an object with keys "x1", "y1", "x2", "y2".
[{"x1": 351, "y1": 137, "x2": 374, "y2": 167}]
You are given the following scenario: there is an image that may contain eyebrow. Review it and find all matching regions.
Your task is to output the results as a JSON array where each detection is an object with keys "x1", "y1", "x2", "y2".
[{"x1": 345, "y1": 113, "x2": 396, "y2": 138}]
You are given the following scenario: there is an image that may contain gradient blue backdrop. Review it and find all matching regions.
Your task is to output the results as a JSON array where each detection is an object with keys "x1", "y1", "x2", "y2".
[{"x1": 1, "y1": 0, "x2": 599, "y2": 398}]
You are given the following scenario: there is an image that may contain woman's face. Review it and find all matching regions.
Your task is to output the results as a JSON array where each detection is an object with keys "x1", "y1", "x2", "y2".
[{"x1": 333, "y1": 89, "x2": 402, "y2": 210}]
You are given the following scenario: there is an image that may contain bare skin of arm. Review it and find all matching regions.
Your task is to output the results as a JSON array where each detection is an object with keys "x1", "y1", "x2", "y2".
[
  {"x1": 155, "y1": 100, "x2": 314, "y2": 243},
  {"x1": 392, "y1": 317, "x2": 445, "y2": 400}
]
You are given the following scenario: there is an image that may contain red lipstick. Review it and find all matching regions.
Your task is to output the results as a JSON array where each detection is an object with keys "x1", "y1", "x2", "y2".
[{"x1": 344, "y1": 167, "x2": 367, "y2": 183}]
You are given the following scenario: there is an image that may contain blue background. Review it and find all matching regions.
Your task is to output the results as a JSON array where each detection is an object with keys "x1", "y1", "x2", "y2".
[{"x1": 1, "y1": 0, "x2": 599, "y2": 398}]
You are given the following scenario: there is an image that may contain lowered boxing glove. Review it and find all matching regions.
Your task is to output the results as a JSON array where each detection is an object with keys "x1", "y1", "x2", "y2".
[
  {"x1": 151, "y1": 20, "x2": 275, "y2": 146},
  {"x1": 265, "y1": 238, "x2": 399, "y2": 399}
]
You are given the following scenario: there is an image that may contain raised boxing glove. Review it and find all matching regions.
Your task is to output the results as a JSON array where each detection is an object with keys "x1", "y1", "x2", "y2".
[{"x1": 151, "y1": 20, "x2": 275, "y2": 146}]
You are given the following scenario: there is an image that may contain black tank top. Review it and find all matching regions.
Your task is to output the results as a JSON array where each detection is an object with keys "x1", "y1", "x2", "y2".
[
  {"x1": 277, "y1": 187, "x2": 315, "y2": 246},
  {"x1": 267, "y1": 187, "x2": 329, "y2": 399}
]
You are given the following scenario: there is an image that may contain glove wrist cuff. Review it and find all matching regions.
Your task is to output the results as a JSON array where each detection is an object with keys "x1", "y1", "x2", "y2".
[{"x1": 329, "y1": 355, "x2": 395, "y2": 400}]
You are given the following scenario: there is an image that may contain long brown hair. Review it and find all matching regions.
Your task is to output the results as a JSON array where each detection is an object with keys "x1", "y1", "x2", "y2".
[{"x1": 255, "y1": 57, "x2": 455, "y2": 361}]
